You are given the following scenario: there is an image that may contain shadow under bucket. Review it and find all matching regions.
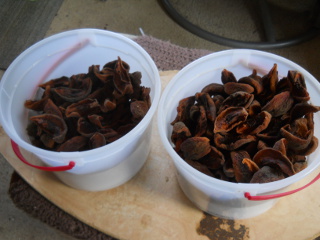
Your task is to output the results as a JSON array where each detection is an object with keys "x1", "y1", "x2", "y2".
[
  {"x1": 157, "y1": 49, "x2": 320, "y2": 219},
  {"x1": 0, "y1": 29, "x2": 161, "y2": 191}
]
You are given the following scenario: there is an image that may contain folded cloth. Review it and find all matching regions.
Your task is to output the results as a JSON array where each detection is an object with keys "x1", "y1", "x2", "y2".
[
  {"x1": 7, "y1": 35, "x2": 212, "y2": 240},
  {"x1": 134, "y1": 35, "x2": 212, "y2": 71}
]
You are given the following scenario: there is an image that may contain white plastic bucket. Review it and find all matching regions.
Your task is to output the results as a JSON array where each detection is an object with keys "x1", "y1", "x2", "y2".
[
  {"x1": 158, "y1": 49, "x2": 320, "y2": 219},
  {"x1": 0, "y1": 29, "x2": 161, "y2": 191}
]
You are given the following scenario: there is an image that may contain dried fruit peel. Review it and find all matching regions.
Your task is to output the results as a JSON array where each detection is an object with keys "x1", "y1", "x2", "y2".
[
  {"x1": 25, "y1": 57, "x2": 151, "y2": 152},
  {"x1": 171, "y1": 64, "x2": 319, "y2": 183}
]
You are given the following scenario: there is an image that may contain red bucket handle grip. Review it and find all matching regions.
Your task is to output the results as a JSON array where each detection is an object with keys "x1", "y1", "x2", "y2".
[
  {"x1": 11, "y1": 140, "x2": 75, "y2": 172},
  {"x1": 9, "y1": 40, "x2": 88, "y2": 172},
  {"x1": 244, "y1": 172, "x2": 320, "y2": 201}
]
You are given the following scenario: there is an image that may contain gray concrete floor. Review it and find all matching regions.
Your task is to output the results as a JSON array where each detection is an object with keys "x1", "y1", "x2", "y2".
[{"x1": 1, "y1": 0, "x2": 320, "y2": 239}]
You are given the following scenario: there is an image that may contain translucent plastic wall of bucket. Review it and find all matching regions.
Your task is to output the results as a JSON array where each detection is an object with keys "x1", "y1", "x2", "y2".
[
  {"x1": 0, "y1": 29, "x2": 161, "y2": 191},
  {"x1": 158, "y1": 49, "x2": 320, "y2": 219}
]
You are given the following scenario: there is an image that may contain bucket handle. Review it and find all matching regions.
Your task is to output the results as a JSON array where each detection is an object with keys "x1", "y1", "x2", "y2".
[
  {"x1": 244, "y1": 172, "x2": 320, "y2": 201},
  {"x1": 11, "y1": 140, "x2": 75, "y2": 172},
  {"x1": 9, "y1": 40, "x2": 89, "y2": 172}
]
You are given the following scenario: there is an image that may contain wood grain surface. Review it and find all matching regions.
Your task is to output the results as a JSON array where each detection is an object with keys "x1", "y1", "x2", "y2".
[{"x1": 1, "y1": 71, "x2": 320, "y2": 240}]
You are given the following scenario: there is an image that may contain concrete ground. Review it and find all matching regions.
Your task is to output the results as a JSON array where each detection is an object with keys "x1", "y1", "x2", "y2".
[{"x1": 1, "y1": 0, "x2": 320, "y2": 239}]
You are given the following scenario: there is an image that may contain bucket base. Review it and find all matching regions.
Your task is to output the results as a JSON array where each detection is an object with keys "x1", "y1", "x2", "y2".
[
  {"x1": 192, "y1": 198, "x2": 277, "y2": 220},
  {"x1": 54, "y1": 148, "x2": 149, "y2": 192},
  {"x1": 53, "y1": 125, "x2": 152, "y2": 191},
  {"x1": 176, "y1": 171, "x2": 279, "y2": 220}
]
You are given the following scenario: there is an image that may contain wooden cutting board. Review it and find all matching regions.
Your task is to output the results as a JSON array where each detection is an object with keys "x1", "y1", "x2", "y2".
[{"x1": 1, "y1": 71, "x2": 320, "y2": 240}]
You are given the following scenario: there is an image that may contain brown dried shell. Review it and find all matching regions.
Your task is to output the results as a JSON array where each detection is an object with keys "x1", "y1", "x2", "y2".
[
  {"x1": 43, "y1": 99, "x2": 63, "y2": 118},
  {"x1": 238, "y1": 70, "x2": 263, "y2": 94},
  {"x1": 24, "y1": 85, "x2": 51, "y2": 111},
  {"x1": 214, "y1": 132, "x2": 256, "y2": 151},
  {"x1": 214, "y1": 107, "x2": 248, "y2": 133},
  {"x1": 77, "y1": 117, "x2": 98, "y2": 137},
  {"x1": 261, "y1": 91, "x2": 294, "y2": 117},
  {"x1": 56, "y1": 136, "x2": 88, "y2": 152},
  {"x1": 89, "y1": 132, "x2": 106, "y2": 149},
  {"x1": 250, "y1": 166, "x2": 285, "y2": 183},
  {"x1": 51, "y1": 77, "x2": 92, "y2": 103},
  {"x1": 236, "y1": 111, "x2": 271, "y2": 135},
  {"x1": 130, "y1": 100, "x2": 149, "y2": 122},
  {"x1": 199, "y1": 146, "x2": 225, "y2": 170},
  {"x1": 221, "y1": 69, "x2": 237, "y2": 84},
  {"x1": 30, "y1": 114, "x2": 67, "y2": 144},
  {"x1": 65, "y1": 98, "x2": 101, "y2": 118},
  {"x1": 180, "y1": 137, "x2": 211, "y2": 161},
  {"x1": 280, "y1": 118, "x2": 313, "y2": 152},
  {"x1": 171, "y1": 121, "x2": 192, "y2": 152},
  {"x1": 196, "y1": 92, "x2": 216, "y2": 122},
  {"x1": 113, "y1": 57, "x2": 134, "y2": 98},
  {"x1": 201, "y1": 83, "x2": 225, "y2": 96},
  {"x1": 253, "y1": 148, "x2": 295, "y2": 177},
  {"x1": 219, "y1": 91, "x2": 254, "y2": 113},
  {"x1": 224, "y1": 82, "x2": 254, "y2": 95},
  {"x1": 171, "y1": 96, "x2": 195, "y2": 125},
  {"x1": 287, "y1": 70, "x2": 310, "y2": 102},
  {"x1": 231, "y1": 151, "x2": 259, "y2": 183}
]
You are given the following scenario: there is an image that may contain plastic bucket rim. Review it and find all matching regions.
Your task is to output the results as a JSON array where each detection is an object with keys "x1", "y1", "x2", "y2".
[
  {"x1": 0, "y1": 28, "x2": 161, "y2": 164},
  {"x1": 157, "y1": 48, "x2": 320, "y2": 195}
]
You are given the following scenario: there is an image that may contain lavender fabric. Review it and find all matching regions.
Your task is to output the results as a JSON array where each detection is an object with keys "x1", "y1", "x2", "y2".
[{"x1": 135, "y1": 35, "x2": 211, "y2": 71}]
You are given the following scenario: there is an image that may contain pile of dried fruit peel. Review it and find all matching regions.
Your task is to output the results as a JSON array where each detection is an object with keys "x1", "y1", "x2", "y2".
[
  {"x1": 171, "y1": 64, "x2": 320, "y2": 184},
  {"x1": 25, "y1": 57, "x2": 151, "y2": 152}
]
